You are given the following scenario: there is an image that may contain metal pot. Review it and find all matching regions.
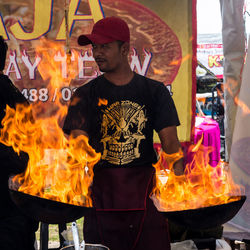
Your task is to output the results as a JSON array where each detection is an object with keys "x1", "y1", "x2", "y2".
[
  {"x1": 61, "y1": 244, "x2": 110, "y2": 250},
  {"x1": 161, "y1": 195, "x2": 246, "y2": 230},
  {"x1": 9, "y1": 189, "x2": 92, "y2": 224}
]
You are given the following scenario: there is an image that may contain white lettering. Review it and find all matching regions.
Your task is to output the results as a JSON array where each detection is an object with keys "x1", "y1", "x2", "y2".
[
  {"x1": 78, "y1": 51, "x2": 98, "y2": 79},
  {"x1": 22, "y1": 50, "x2": 41, "y2": 79},
  {"x1": 130, "y1": 48, "x2": 152, "y2": 76},
  {"x1": 54, "y1": 51, "x2": 67, "y2": 78},
  {"x1": 6, "y1": 51, "x2": 21, "y2": 79},
  {"x1": 54, "y1": 52, "x2": 76, "y2": 78}
]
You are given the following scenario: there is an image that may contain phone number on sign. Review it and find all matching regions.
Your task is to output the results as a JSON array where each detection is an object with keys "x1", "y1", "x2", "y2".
[{"x1": 21, "y1": 87, "x2": 77, "y2": 102}]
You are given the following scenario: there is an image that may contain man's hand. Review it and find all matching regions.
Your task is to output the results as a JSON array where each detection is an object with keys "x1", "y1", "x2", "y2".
[
  {"x1": 172, "y1": 158, "x2": 184, "y2": 176},
  {"x1": 158, "y1": 126, "x2": 184, "y2": 175}
]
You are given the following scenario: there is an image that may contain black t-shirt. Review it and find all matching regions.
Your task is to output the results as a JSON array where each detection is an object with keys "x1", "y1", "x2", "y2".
[{"x1": 63, "y1": 73, "x2": 180, "y2": 168}]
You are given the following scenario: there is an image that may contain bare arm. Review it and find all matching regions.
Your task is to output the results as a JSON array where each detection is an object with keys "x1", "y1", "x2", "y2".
[{"x1": 158, "y1": 126, "x2": 184, "y2": 176}]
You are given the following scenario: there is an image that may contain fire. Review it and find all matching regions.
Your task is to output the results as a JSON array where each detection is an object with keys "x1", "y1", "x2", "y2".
[
  {"x1": 151, "y1": 138, "x2": 243, "y2": 211},
  {"x1": 98, "y1": 98, "x2": 108, "y2": 106},
  {"x1": 0, "y1": 39, "x2": 101, "y2": 207},
  {"x1": 153, "y1": 69, "x2": 164, "y2": 75},
  {"x1": 170, "y1": 54, "x2": 191, "y2": 66}
]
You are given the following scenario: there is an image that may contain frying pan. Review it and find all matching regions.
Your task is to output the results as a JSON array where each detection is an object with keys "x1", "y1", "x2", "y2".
[
  {"x1": 161, "y1": 195, "x2": 246, "y2": 230},
  {"x1": 9, "y1": 189, "x2": 92, "y2": 224}
]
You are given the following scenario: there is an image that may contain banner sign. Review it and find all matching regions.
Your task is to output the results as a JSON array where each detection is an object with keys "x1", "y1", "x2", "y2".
[
  {"x1": 0, "y1": 0, "x2": 196, "y2": 142},
  {"x1": 197, "y1": 43, "x2": 224, "y2": 78}
]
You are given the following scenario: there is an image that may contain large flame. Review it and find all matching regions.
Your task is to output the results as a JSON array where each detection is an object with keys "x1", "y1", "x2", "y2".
[
  {"x1": 0, "y1": 39, "x2": 101, "y2": 207},
  {"x1": 0, "y1": 40, "x2": 244, "y2": 210},
  {"x1": 151, "y1": 138, "x2": 243, "y2": 211}
]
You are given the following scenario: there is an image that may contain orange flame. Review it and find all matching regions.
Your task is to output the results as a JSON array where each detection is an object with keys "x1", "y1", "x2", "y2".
[
  {"x1": 0, "y1": 39, "x2": 101, "y2": 207},
  {"x1": 151, "y1": 138, "x2": 243, "y2": 211},
  {"x1": 98, "y1": 98, "x2": 108, "y2": 106},
  {"x1": 170, "y1": 54, "x2": 191, "y2": 66},
  {"x1": 153, "y1": 69, "x2": 164, "y2": 75}
]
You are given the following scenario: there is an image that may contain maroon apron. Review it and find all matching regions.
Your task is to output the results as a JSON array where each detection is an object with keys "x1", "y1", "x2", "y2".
[{"x1": 83, "y1": 166, "x2": 171, "y2": 250}]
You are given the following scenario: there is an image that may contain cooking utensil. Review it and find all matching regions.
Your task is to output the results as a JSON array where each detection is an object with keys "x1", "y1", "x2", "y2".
[
  {"x1": 60, "y1": 244, "x2": 110, "y2": 250},
  {"x1": 9, "y1": 189, "x2": 92, "y2": 224},
  {"x1": 160, "y1": 195, "x2": 246, "y2": 230},
  {"x1": 71, "y1": 222, "x2": 80, "y2": 250}
]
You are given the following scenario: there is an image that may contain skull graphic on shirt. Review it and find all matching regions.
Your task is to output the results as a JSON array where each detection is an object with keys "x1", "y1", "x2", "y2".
[{"x1": 100, "y1": 100, "x2": 147, "y2": 165}]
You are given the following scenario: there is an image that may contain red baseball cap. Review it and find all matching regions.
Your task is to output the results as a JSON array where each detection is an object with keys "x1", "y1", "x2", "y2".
[{"x1": 78, "y1": 16, "x2": 130, "y2": 46}]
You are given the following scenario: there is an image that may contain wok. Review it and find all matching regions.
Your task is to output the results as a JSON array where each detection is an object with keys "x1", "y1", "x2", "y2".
[
  {"x1": 9, "y1": 190, "x2": 92, "y2": 224},
  {"x1": 161, "y1": 196, "x2": 246, "y2": 230}
]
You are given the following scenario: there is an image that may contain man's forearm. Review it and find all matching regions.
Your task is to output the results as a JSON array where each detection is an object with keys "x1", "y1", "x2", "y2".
[{"x1": 158, "y1": 126, "x2": 184, "y2": 175}]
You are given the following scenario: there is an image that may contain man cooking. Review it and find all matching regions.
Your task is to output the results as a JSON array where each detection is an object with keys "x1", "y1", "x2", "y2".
[{"x1": 63, "y1": 16, "x2": 184, "y2": 250}]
